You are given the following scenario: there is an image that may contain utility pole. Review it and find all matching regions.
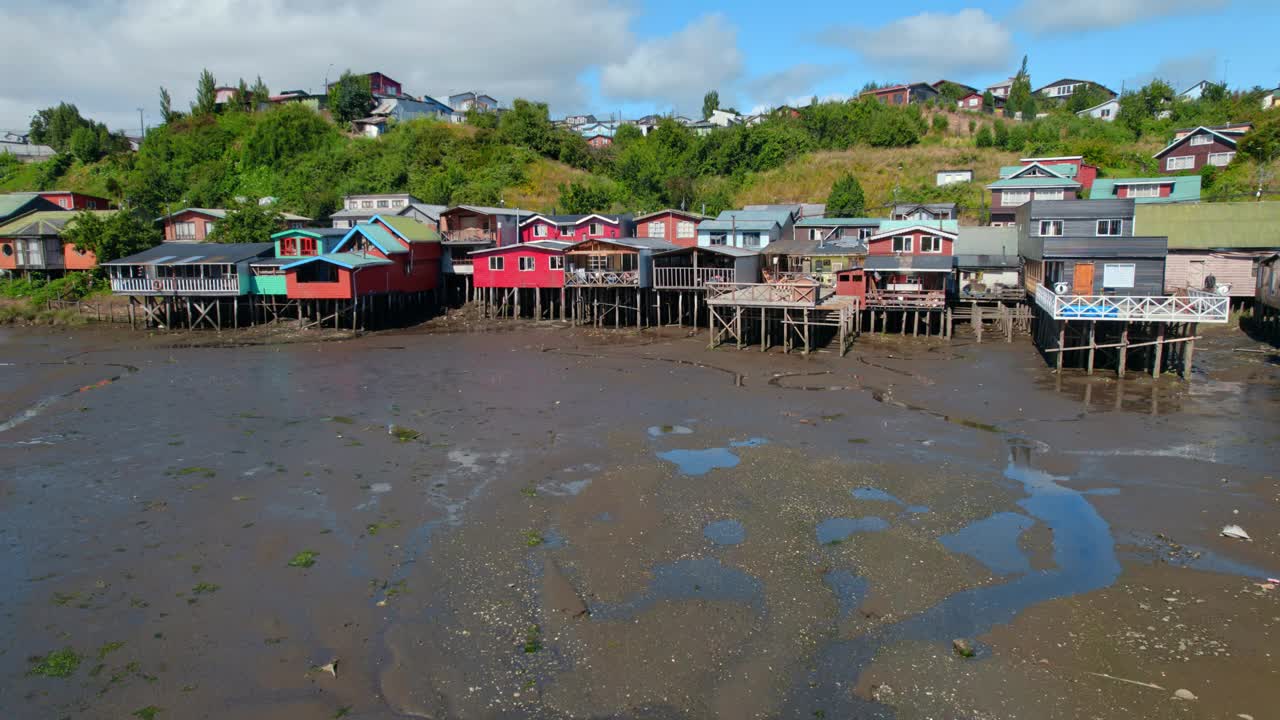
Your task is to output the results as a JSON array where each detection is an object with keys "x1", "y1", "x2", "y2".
[{"x1": 137, "y1": 108, "x2": 145, "y2": 139}]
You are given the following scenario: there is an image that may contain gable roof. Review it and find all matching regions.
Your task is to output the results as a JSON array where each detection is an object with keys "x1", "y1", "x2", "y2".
[
  {"x1": 0, "y1": 192, "x2": 60, "y2": 221},
  {"x1": 154, "y1": 206, "x2": 310, "y2": 222},
  {"x1": 866, "y1": 223, "x2": 958, "y2": 242},
  {"x1": 441, "y1": 205, "x2": 518, "y2": 217},
  {"x1": 987, "y1": 176, "x2": 1082, "y2": 190},
  {"x1": 334, "y1": 222, "x2": 407, "y2": 255},
  {"x1": 1154, "y1": 126, "x2": 1242, "y2": 158},
  {"x1": 760, "y1": 233, "x2": 867, "y2": 256},
  {"x1": 271, "y1": 227, "x2": 349, "y2": 240},
  {"x1": 1091, "y1": 176, "x2": 1202, "y2": 204},
  {"x1": 103, "y1": 242, "x2": 274, "y2": 266},
  {"x1": 1077, "y1": 97, "x2": 1120, "y2": 115},
  {"x1": 377, "y1": 214, "x2": 440, "y2": 243},
  {"x1": 405, "y1": 202, "x2": 448, "y2": 221},
  {"x1": 877, "y1": 219, "x2": 959, "y2": 233},
  {"x1": 281, "y1": 252, "x2": 394, "y2": 271},
  {"x1": 631, "y1": 208, "x2": 710, "y2": 222},
  {"x1": 468, "y1": 240, "x2": 573, "y2": 256},
  {"x1": 999, "y1": 162, "x2": 1078, "y2": 179},
  {"x1": 893, "y1": 202, "x2": 957, "y2": 214},
  {"x1": 0, "y1": 210, "x2": 116, "y2": 237},
  {"x1": 794, "y1": 217, "x2": 882, "y2": 228},
  {"x1": 565, "y1": 237, "x2": 676, "y2": 252}
]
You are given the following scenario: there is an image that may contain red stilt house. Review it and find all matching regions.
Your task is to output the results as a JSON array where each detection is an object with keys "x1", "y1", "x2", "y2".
[
  {"x1": 861, "y1": 223, "x2": 957, "y2": 309},
  {"x1": 471, "y1": 240, "x2": 570, "y2": 289},
  {"x1": 283, "y1": 215, "x2": 440, "y2": 300}
]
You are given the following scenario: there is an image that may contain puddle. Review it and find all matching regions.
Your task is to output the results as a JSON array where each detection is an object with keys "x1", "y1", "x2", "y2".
[
  {"x1": 1123, "y1": 531, "x2": 1278, "y2": 579},
  {"x1": 369, "y1": 482, "x2": 393, "y2": 494},
  {"x1": 657, "y1": 438, "x2": 768, "y2": 477},
  {"x1": 704, "y1": 519, "x2": 746, "y2": 546},
  {"x1": 851, "y1": 487, "x2": 929, "y2": 514},
  {"x1": 939, "y1": 512, "x2": 1035, "y2": 576},
  {"x1": 816, "y1": 517, "x2": 890, "y2": 544},
  {"x1": 539, "y1": 479, "x2": 593, "y2": 496},
  {"x1": 589, "y1": 558, "x2": 763, "y2": 620},
  {"x1": 648, "y1": 424, "x2": 693, "y2": 437},
  {"x1": 824, "y1": 570, "x2": 869, "y2": 618}
]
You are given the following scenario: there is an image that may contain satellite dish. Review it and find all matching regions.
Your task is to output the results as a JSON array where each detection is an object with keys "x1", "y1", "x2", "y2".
[
  {"x1": 1216, "y1": 284, "x2": 1231, "y2": 296},
  {"x1": 1053, "y1": 282, "x2": 1070, "y2": 295}
]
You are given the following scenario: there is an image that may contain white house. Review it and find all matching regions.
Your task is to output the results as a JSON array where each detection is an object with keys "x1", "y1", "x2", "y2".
[
  {"x1": 1077, "y1": 98, "x2": 1120, "y2": 122},
  {"x1": 936, "y1": 169, "x2": 974, "y2": 186},
  {"x1": 1178, "y1": 81, "x2": 1214, "y2": 101},
  {"x1": 707, "y1": 109, "x2": 743, "y2": 128}
]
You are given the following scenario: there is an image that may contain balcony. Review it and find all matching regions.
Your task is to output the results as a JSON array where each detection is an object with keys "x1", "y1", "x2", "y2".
[
  {"x1": 563, "y1": 268, "x2": 638, "y2": 287},
  {"x1": 653, "y1": 266, "x2": 736, "y2": 289},
  {"x1": 1033, "y1": 285, "x2": 1228, "y2": 323},
  {"x1": 110, "y1": 275, "x2": 241, "y2": 295},
  {"x1": 864, "y1": 289, "x2": 947, "y2": 309},
  {"x1": 706, "y1": 281, "x2": 820, "y2": 307}
]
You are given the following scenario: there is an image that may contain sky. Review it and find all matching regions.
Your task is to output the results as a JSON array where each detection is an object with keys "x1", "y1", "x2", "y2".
[{"x1": 3, "y1": 0, "x2": 1279, "y2": 134}]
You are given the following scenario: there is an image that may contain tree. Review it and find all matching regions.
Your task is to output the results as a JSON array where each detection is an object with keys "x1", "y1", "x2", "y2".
[
  {"x1": 702, "y1": 90, "x2": 720, "y2": 120},
  {"x1": 68, "y1": 126, "x2": 103, "y2": 163},
  {"x1": 193, "y1": 68, "x2": 218, "y2": 116},
  {"x1": 1006, "y1": 55, "x2": 1032, "y2": 119},
  {"x1": 497, "y1": 99, "x2": 556, "y2": 155},
  {"x1": 935, "y1": 81, "x2": 969, "y2": 104},
  {"x1": 29, "y1": 103, "x2": 100, "y2": 153},
  {"x1": 557, "y1": 181, "x2": 612, "y2": 214},
  {"x1": 251, "y1": 76, "x2": 271, "y2": 108},
  {"x1": 63, "y1": 210, "x2": 160, "y2": 265},
  {"x1": 931, "y1": 115, "x2": 949, "y2": 134},
  {"x1": 205, "y1": 199, "x2": 282, "y2": 244},
  {"x1": 975, "y1": 125, "x2": 994, "y2": 147},
  {"x1": 228, "y1": 77, "x2": 251, "y2": 112},
  {"x1": 159, "y1": 86, "x2": 177, "y2": 124},
  {"x1": 243, "y1": 104, "x2": 338, "y2": 167},
  {"x1": 328, "y1": 70, "x2": 374, "y2": 126},
  {"x1": 826, "y1": 173, "x2": 865, "y2": 217},
  {"x1": 982, "y1": 90, "x2": 995, "y2": 113},
  {"x1": 1239, "y1": 116, "x2": 1280, "y2": 197}
]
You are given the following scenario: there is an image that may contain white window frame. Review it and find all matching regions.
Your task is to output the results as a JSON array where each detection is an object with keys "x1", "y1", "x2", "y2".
[
  {"x1": 677, "y1": 221, "x2": 695, "y2": 238},
  {"x1": 1102, "y1": 263, "x2": 1136, "y2": 289},
  {"x1": 1189, "y1": 134, "x2": 1213, "y2": 146},
  {"x1": 857, "y1": 227, "x2": 874, "y2": 240},
  {"x1": 920, "y1": 236, "x2": 943, "y2": 253},
  {"x1": 810, "y1": 228, "x2": 826, "y2": 241},
  {"x1": 1039, "y1": 220, "x2": 1063, "y2": 237},
  {"x1": 1034, "y1": 189, "x2": 1065, "y2": 201},
  {"x1": 549, "y1": 256, "x2": 564, "y2": 270},
  {"x1": 1096, "y1": 219, "x2": 1122, "y2": 236},
  {"x1": 1208, "y1": 151, "x2": 1235, "y2": 166},
  {"x1": 488, "y1": 256, "x2": 504, "y2": 271},
  {"x1": 1166, "y1": 155, "x2": 1195, "y2": 171},
  {"x1": 891, "y1": 236, "x2": 913, "y2": 253},
  {"x1": 742, "y1": 232, "x2": 762, "y2": 248},
  {"x1": 588, "y1": 222, "x2": 604, "y2": 235},
  {"x1": 377, "y1": 199, "x2": 389, "y2": 208},
  {"x1": 533, "y1": 224, "x2": 548, "y2": 238},
  {"x1": 1126, "y1": 184, "x2": 1161, "y2": 199},
  {"x1": 518, "y1": 256, "x2": 535, "y2": 271},
  {"x1": 173, "y1": 221, "x2": 197, "y2": 240},
  {"x1": 647, "y1": 221, "x2": 665, "y2": 239},
  {"x1": 1002, "y1": 190, "x2": 1031, "y2": 206}
]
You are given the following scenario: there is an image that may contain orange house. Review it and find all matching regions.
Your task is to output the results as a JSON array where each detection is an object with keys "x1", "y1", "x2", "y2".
[{"x1": 0, "y1": 210, "x2": 113, "y2": 276}]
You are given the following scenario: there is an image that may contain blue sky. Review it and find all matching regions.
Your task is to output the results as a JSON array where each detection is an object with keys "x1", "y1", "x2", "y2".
[{"x1": 2, "y1": 0, "x2": 1278, "y2": 132}]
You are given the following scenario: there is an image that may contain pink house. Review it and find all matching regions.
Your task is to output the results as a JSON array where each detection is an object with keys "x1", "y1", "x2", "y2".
[
  {"x1": 861, "y1": 224, "x2": 958, "y2": 309},
  {"x1": 518, "y1": 214, "x2": 634, "y2": 243}
]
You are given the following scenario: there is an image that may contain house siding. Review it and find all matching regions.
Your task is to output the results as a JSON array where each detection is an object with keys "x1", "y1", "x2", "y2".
[
  {"x1": 867, "y1": 230, "x2": 954, "y2": 257},
  {"x1": 162, "y1": 210, "x2": 219, "y2": 242},
  {"x1": 1157, "y1": 133, "x2": 1237, "y2": 174},
  {"x1": 636, "y1": 212, "x2": 702, "y2": 248},
  {"x1": 1165, "y1": 249, "x2": 1267, "y2": 297},
  {"x1": 472, "y1": 247, "x2": 565, "y2": 289}
]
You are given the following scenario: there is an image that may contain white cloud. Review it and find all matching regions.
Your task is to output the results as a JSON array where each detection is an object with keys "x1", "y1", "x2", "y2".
[
  {"x1": 823, "y1": 9, "x2": 1013, "y2": 79},
  {"x1": 600, "y1": 14, "x2": 744, "y2": 116},
  {"x1": 1015, "y1": 0, "x2": 1230, "y2": 33},
  {"x1": 0, "y1": 0, "x2": 636, "y2": 131},
  {"x1": 1127, "y1": 51, "x2": 1220, "y2": 94},
  {"x1": 745, "y1": 64, "x2": 841, "y2": 109}
]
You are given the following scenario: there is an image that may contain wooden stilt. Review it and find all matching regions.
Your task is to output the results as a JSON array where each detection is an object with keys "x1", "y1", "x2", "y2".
[
  {"x1": 1056, "y1": 321, "x2": 1066, "y2": 373},
  {"x1": 1118, "y1": 324, "x2": 1129, "y2": 378},
  {"x1": 1086, "y1": 321, "x2": 1096, "y2": 375},
  {"x1": 1183, "y1": 323, "x2": 1197, "y2": 380},
  {"x1": 1152, "y1": 323, "x2": 1165, "y2": 379}
]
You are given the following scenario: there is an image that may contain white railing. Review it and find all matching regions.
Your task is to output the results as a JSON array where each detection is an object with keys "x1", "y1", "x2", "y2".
[
  {"x1": 110, "y1": 275, "x2": 241, "y2": 295},
  {"x1": 564, "y1": 269, "x2": 638, "y2": 286},
  {"x1": 1034, "y1": 285, "x2": 1229, "y2": 323},
  {"x1": 653, "y1": 267, "x2": 736, "y2": 288}
]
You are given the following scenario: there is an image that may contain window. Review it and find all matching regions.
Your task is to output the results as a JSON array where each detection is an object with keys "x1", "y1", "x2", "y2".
[
  {"x1": 362, "y1": 200, "x2": 374, "y2": 209},
  {"x1": 677, "y1": 221, "x2": 695, "y2": 238},
  {"x1": 334, "y1": 220, "x2": 350, "y2": 228},
  {"x1": 1100, "y1": 108, "x2": 1111, "y2": 118},
  {"x1": 488, "y1": 256, "x2": 504, "y2": 271},
  {"x1": 857, "y1": 227, "x2": 874, "y2": 240},
  {"x1": 392, "y1": 199, "x2": 404, "y2": 207},
  {"x1": 301, "y1": 237, "x2": 318, "y2": 255},
  {"x1": 1208, "y1": 151, "x2": 1235, "y2": 166},
  {"x1": 588, "y1": 222, "x2": 603, "y2": 235},
  {"x1": 1002, "y1": 190, "x2": 1031, "y2": 206},
  {"x1": 1096, "y1": 219, "x2": 1122, "y2": 236},
  {"x1": 1102, "y1": 263, "x2": 1136, "y2": 288},
  {"x1": 810, "y1": 228, "x2": 825, "y2": 241},
  {"x1": 1034, "y1": 189, "x2": 1064, "y2": 201},
  {"x1": 1190, "y1": 134, "x2": 1213, "y2": 146},
  {"x1": 647, "y1": 221, "x2": 665, "y2": 239},
  {"x1": 1039, "y1": 220, "x2": 1063, "y2": 236},
  {"x1": 743, "y1": 232, "x2": 761, "y2": 248},
  {"x1": 549, "y1": 256, "x2": 564, "y2": 270},
  {"x1": 1126, "y1": 184, "x2": 1161, "y2": 198},
  {"x1": 87, "y1": 200, "x2": 97, "y2": 209},
  {"x1": 377, "y1": 200, "x2": 389, "y2": 208},
  {"x1": 206, "y1": 222, "x2": 216, "y2": 236},
  {"x1": 173, "y1": 222, "x2": 196, "y2": 240},
  {"x1": 280, "y1": 237, "x2": 298, "y2": 255},
  {"x1": 710, "y1": 233, "x2": 727, "y2": 245},
  {"x1": 1, "y1": 244, "x2": 11, "y2": 256},
  {"x1": 588, "y1": 254, "x2": 608, "y2": 270},
  {"x1": 1166, "y1": 155, "x2": 1195, "y2": 171},
  {"x1": 813, "y1": 259, "x2": 833, "y2": 273},
  {"x1": 519, "y1": 256, "x2": 535, "y2": 271},
  {"x1": 920, "y1": 236, "x2": 942, "y2": 253},
  {"x1": 533, "y1": 224, "x2": 548, "y2": 238},
  {"x1": 891, "y1": 236, "x2": 912, "y2": 253}
]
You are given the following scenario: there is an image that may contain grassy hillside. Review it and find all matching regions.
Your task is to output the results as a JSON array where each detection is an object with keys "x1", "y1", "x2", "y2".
[{"x1": 505, "y1": 157, "x2": 601, "y2": 211}]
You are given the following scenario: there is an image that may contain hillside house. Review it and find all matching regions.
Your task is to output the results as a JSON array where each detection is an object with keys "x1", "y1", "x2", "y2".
[
  {"x1": 987, "y1": 162, "x2": 1083, "y2": 225},
  {"x1": 862, "y1": 221, "x2": 958, "y2": 309},
  {"x1": 1077, "y1": 98, "x2": 1120, "y2": 122},
  {"x1": 471, "y1": 240, "x2": 571, "y2": 290},
  {"x1": 632, "y1": 209, "x2": 708, "y2": 248},
  {"x1": 1017, "y1": 199, "x2": 1167, "y2": 296},
  {"x1": 1171, "y1": 123, "x2": 1252, "y2": 141},
  {"x1": 38, "y1": 191, "x2": 110, "y2": 210},
  {"x1": 744, "y1": 203, "x2": 821, "y2": 220},
  {"x1": 1016, "y1": 156, "x2": 1099, "y2": 190},
  {"x1": 956, "y1": 92, "x2": 986, "y2": 111},
  {"x1": 448, "y1": 92, "x2": 498, "y2": 113},
  {"x1": 353, "y1": 97, "x2": 454, "y2": 137},
  {"x1": 936, "y1": 169, "x2": 974, "y2": 186},
  {"x1": 1154, "y1": 125, "x2": 1247, "y2": 174},
  {"x1": 331, "y1": 193, "x2": 445, "y2": 228},
  {"x1": 157, "y1": 207, "x2": 309, "y2": 242},
  {"x1": 860, "y1": 83, "x2": 938, "y2": 106},
  {"x1": 696, "y1": 208, "x2": 795, "y2": 251},
  {"x1": 1090, "y1": 176, "x2": 1201, "y2": 205},
  {"x1": 892, "y1": 203, "x2": 957, "y2": 221},
  {"x1": 325, "y1": 72, "x2": 404, "y2": 98},
  {"x1": 1178, "y1": 81, "x2": 1215, "y2": 101},
  {"x1": 1035, "y1": 79, "x2": 1116, "y2": 102},
  {"x1": 792, "y1": 217, "x2": 881, "y2": 244},
  {"x1": 518, "y1": 214, "x2": 634, "y2": 243},
  {"x1": 0, "y1": 192, "x2": 60, "y2": 223},
  {"x1": 1135, "y1": 201, "x2": 1280, "y2": 298},
  {"x1": 707, "y1": 109, "x2": 743, "y2": 127},
  {"x1": 1264, "y1": 88, "x2": 1280, "y2": 111},
  {"x1": 0, "y1": 210, "x2": 112, "y2": 277},
  {"x1": 282, "y1": 215, "x2": 441, "y2": 300},
  {"x1": 987, "y1": 78, "x2": 1015, "y2": 99},
  {"x1": 438, "y1": 205, "x2": 521, "y2": 275}
]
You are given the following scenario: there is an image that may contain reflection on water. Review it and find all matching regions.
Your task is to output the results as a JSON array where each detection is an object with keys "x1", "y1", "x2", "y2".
[
  {"x1": 656, "y1": 438, "x2": 769, "y2": 476},
  {"x1": 939, "y1": 512, "x2": 1035, "y2": 576},
  {"x1": 816, "y1": 517, "x2": 890, "y2": 544},
  {"x1": 588, "y1": 557, "x2": 764, "y2": 620},
  {"x1": 704, "y1": 519, "x2": 746, "y2": 546},
  {"x1": 851, "y1": 487, "x2": 930, "y2": 514}
]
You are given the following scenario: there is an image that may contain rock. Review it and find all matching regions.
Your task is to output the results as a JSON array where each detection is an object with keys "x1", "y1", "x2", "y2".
[
  {"x1": 952, "y1": 638, "x2": 975, "y2": 658},
  {"x1": 1237, "y1": 714, "x2": 1254, "y2": 719},
  {"x1": 318, "y1": 659, "x2": 338, "y2": 677},
  {"x1": 1173, "y1": 689, "x2": 1197, "y2": 701},
  {"x1": 1221, "y1": 525, "x2": 1251, "y2": 541},
  {"x1": 870, "y1": 683, "x2": 894, "y2": 702}
]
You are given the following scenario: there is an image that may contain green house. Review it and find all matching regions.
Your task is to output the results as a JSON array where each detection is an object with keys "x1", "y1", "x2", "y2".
[{"x1": 251, "y1": 228, "x2": 352, "y2": 296}]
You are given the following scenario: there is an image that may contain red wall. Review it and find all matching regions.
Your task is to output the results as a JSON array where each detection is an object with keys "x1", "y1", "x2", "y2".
[
  {"x1": 835, "y1": 269, "x2": 866, "y2": 299},
  {"x1": 1117, "y1": 184, "x2": 1172, "y2": 199},
  {"x1": 285, "y1": 237, "x2": 440, "y2": 299},
  {"x1": 63, "y1": 243, "x2": 98, "y2": 270},
  {"x1": 161, "y1": 210, "x2": 219, "y2": 242},
  {"x1": 472, "y1": 247, "x2": 565, "y2": 289},
  {"x1": 287, "y1": 266, "x2": 356, "y2": 299},
  {"x1": 0, "y1": 241, "x2": 15, "y2": 270},
  {"x1": 1157, "y1": 134, "x2": 1237, "y2": 174},
  {"x1": 38, "y1": 192, "x2": 110, "y2": 210},
  {"x1": 519, "y1": 218, "x2": 623, "y2": 243},
  {"x1": 868, "y1": 229, "x2": 954, "y2": 256},
  {"x1": 635, "y1": 212, "x2": 700, "y2": 248}
]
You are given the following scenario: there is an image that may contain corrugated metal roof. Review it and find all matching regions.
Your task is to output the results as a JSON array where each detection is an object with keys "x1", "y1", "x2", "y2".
[
  {"x1": 794, "y1": 217, "x2": 882, "y2": 227},
  {"x1": 1134, "y1": 202, "x2": 1280, "y2": 250},
  {"x1": 282, "y1": 252, "x2": 395, "y2": 270},
  {"x1": 631, "y1": 208, "x2": 711, "y2": 222},
  {"x1": 379, "y1": 215, "x2": 440, "y2": 243},
  {"x1": 654, "y1": 245, "x2": 761, "y2": 258},
  {"x1": 155, "y1": 206, "x2": 309, "y2": 222},
  {"x1": 697, "y1": 219, "x2": 779, "y2": 231},
  {"x1": 1091, "y1": 176, "x2": 1202, "y2": 204},
  {"x1": 104, "y1": 242, "x2": 274, "y2": 265},
  {"x1": 0, "y1": 210, "x2": 115, "y2": 236},
  {"x1": 954, "y1": 254, "x2": 1020, "y2": 268},
  {"x1": 999, "y1": 163, "x2": 1078, "y2": 178},
  {"x1": 954, "y1": 227, "x2": 1018, "y2": 256},
  {"x1": 864, "y1": 255, "x2": 954, "y2": 271},
  {"x1": 337, "y1": 222, "x2": 407, "y2": 254},
  {"x1": 987, "y1": 177, "x2": 1081, "y2": 189},
  {"x1": 763, "y1": 235, "x2": 867, "y2": 256},
  {"x1": 271, "y1": 227, "x2": 349, "y2": 239},
  {"x1": 877, "y1": 219, "x2": 959, "y2": 233},
  {"x1": 469, "y1": 240, "x2": 572, "y2": 255}
]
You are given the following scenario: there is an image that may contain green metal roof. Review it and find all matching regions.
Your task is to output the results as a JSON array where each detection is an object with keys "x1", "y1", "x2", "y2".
[
  {"x1": 794, "y1": 217, "x2": 882, "y2": 227},
  {"x1": 1091, "y1": 176, "x2": 1202, "y2": 204},
  {"x1": 0, "y1": 192, "x2": 42, "y2": 218},
  {"x1": 986, "y1": 177, "x2": 1081, "y2": 189},
  {"x1": 0, "y1": 210, "x2": 115, "y2": 236},
  {"x1": 877, "y1": 219, "x2": 959, "y2": 233},
  {"x1": 1134, "y1": 202, "x2": 1280, "y2": 249},
  {"x1": 377, "y1": 215, "x2": 440, "y2": 243},
  {"x1": 999, "y1": 163, "x2": 1078, "y2": 179}
]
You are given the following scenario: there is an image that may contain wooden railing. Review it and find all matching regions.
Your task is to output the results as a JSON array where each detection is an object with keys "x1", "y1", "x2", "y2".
[
  {"x1": 110, "y1": 275, "x2": 241, "y2": 295},
  {"x1": 705, "y1": 282, "x2": 819, "y2": 306},
  {"x1": 1034, "y1": 285, "x2": 1229, "y2": 323},
  {"x1": 442, "y1": 229, "x2": 498, "y2": 244},
  {"x1": 564, "y1": 268, "x2": 639, "y2": 286},
  {"x1": 653, "y1": 267, "x2": 735, "y2": 288},
  {"x1": 864, "y1": 290, "x2": 947, "y2": 309},
  {"x1": 764, "y1": 270, "x2": 819, "y2": 284}
]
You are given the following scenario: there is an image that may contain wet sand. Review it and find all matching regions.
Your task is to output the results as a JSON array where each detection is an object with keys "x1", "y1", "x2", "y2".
[{"x1": 0, "y1": 322, "x2": 1277, "y2": 719}]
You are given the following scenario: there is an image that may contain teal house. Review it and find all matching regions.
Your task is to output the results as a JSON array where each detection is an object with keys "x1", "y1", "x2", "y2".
[{"x1": 250, "y1": 228, "x2": 349, "y2": 296}]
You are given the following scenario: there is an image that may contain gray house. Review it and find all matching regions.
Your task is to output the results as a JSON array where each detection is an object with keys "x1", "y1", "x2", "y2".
[
  {"x1": 1016, "y1": 199, "x2": 1167, "y2": 296},
  {"x1": 696, "y1": 208, "x2": 797, "y2": 251}
]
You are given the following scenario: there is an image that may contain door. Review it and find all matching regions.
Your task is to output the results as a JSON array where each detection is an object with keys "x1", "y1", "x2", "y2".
[{"x1": 1072, "y1": 262, "x2": 1095, "y2": 295}]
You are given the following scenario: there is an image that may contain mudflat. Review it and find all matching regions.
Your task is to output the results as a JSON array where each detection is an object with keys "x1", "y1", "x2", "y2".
[{"x1": 1, "y1": 322, "x2": 1277, "y2": 719}]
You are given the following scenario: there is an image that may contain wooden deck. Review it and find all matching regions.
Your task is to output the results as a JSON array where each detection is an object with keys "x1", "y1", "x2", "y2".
[
  {"x1": 706, "y1": 281, "x2": 825, "y2": 308},
  {"x1": 1034, "y1": 286, "x2": 1229, "y2": 323},
  {"x1": 706, "y1": 282, "x2": 860, "y2": 356}
]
